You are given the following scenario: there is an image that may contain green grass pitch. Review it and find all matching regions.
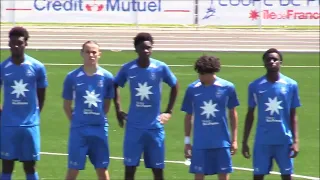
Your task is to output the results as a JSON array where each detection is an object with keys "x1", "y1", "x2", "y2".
[{"x1": 0, "y1": 50, "x2": 319, "y2": 180}]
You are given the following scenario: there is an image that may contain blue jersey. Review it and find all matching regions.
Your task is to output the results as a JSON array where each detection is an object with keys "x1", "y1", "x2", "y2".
[
  {"x1": 181, "y1": 77, "x2": 240, "y2": 149},
  {"x1": 248, "y1": 73, "x2": 301, "y2": 145},
  {"x1": 0, "y1": 54, "x2": 48, "y2": 127},
  {"x1": 114, "y1": 58, "x2": 177, "y2": 129},
  {"x1": 62, "y1": 66, "x2": 114, "y2": 128}
]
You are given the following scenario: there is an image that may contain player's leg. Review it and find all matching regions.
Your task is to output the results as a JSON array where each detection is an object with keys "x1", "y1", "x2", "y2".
[
  {"x1": 123, "y1": 127, "x2": 144, "y2": 180},
  {"x1": 65, "y1": 128, "x2": 88, "y2": 180},
  {"x1": 20, "y1": 126, "x2": 41, "y2": 180},
  {"x1": 253, "y1": 144, "x2": 273, "y2": 180},
  {"x1": 189, "y1": 148, "x2": 207, "y2": 180},
  {"x1": 143, "y1": 128, "x2": 165, "y2": 180},
  {"x1": 87, "y1": 126, "x2": 110, "y2": 180},
  {"x1": 274, "y1": 144, "x2": 294, "y2": 180},
  {"x1": 0, "y1": 127, "x2": 20, "y2": 179},
  {"x1": 214, "y1": 148, "x2": 233, "y2": 180}
]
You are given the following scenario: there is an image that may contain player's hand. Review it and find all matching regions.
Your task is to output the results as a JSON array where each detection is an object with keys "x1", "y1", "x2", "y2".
[
  {"x1": 242, "y1": 143, "x2": 251, "y2": 159},
  {"x1": 159, "y1": 113, "x2": 171, "y2": 124},
  {"x1": 116, "y1": 110, "x2": 127, "y2": 128},
  {"x1": 290, "y1": 142, "x2": 299, "y2": 158},
  {"x1": 231, "y1": 141, "x2": 238, "y2": 155},
  {"x1": 184, "y1": 144, "x2": 192, "y2": 159}
]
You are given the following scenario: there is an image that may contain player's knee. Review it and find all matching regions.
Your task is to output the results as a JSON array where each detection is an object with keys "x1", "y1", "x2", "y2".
[
  {"x1": 281, "y1": 174, "x2": 292, "y2": 180},
  {"x1": 152, "y1": 168, "x2": 164, "y2": 180},
  {"x1": 253, "y1": 175, "x2": 265, "y2": 180},
  {"x1": 125, "y1": 166, "x2": 136, "y2": 179},
  {"x1": 23, "y1": 161, "x2": 36, "y2": 174},
  {"x1": 2, "y1": 160, "x2": 15, "y2": 173},
  {"x1": 95, "y1": 168, "x2": 109, "y2": 180}
]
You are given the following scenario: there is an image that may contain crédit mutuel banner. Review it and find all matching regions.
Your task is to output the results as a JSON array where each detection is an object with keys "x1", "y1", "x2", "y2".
[{"x1": 1, "y1": 0, "x2": 319, "y2": 26}]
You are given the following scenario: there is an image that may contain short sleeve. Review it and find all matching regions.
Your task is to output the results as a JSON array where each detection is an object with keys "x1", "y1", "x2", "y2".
[
  {"x1": 227, "y1": 85, "x2": 240, "y2": 109},
  {"x1": 162, "y1": 64, "x2": 177, "y2": 87},
  {"x1": 248, "y1": 83, "x2": 257, "y2": 108},
  {"x1": 62, "y1": 74, "x2": 74, "y2": 100},
  {"x1": 291, "y1": 83, "x2": 301, "y2": 108},
  {"x1": 104, "y1": 75, "x2": 115, "y2": 99},
  {"x1": 36, "y1": 64, "x2": 48, "y2": 88},
  {"x1": 114, "y1": 65, "x2": 127, "y2": 87},
  {"x1": 181, "y1": 86, "x2": 193, "y2": 114}
]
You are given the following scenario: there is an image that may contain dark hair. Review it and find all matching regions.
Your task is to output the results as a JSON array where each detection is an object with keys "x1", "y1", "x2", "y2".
[
  {"x1": 262, "y1": 48, "x2": 283, "y2": 61},
  {"x1": 133, "y1": 32, "x2": 154, "y2": 47},
  {"x1": 9, "y1": 26, "x2": 29, "y2": 41},
  {"x1": 194, "y1": 55, "x2": 221, "y2": 74},
  {"x1": 81, "y1": 40, "x2": 99, "y2": 51}
]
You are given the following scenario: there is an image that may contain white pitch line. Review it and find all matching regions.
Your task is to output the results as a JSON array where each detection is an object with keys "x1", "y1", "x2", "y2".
[
  {"x1": 1, "y1": 29, "x2": 318, "y2": 35},
  {"x1": 1, "y1": 46, "x2": 319, "y2": 52},
  {"x1": 1, "y1": 35, "x2": 318, "y2": 40},
  {"x1": 42, "y1": 63, "x2": 320, "y2": 68},
  {"x1": 1, "y1": 42, "x2": 318, "y2": 47},
  {"x1": 1, "y1": 38, "x2": 318, "y2": 44},
  {"x1": 40, "y1": 152, "x2": 320, "y2": 180}
]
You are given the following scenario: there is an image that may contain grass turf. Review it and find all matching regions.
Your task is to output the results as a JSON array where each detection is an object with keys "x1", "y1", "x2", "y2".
[{"x1": 0, "y1": 50, "x2": 319, "y2": 179}]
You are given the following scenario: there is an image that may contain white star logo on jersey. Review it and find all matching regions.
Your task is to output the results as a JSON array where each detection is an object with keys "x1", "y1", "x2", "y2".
[
  {"x1": 11, "y1": 79, "x2": 29, "y2": 98},
  {"x1": 200, "y1": 100, "x2": 219, "y2": 119},
  {"x1": 135, "y1": 82, "x2": 153, "y2": 101},
  {"x1": 265, "y1": 97, "x2": 283, "y2": 115},
  {"x1": 83, "y1": 90, "x2": 101, "y2": 108}
]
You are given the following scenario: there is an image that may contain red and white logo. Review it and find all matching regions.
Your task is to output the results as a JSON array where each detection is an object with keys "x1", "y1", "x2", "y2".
[
  {"x1": 86, "y1": 0, "x2": 104, "y2": 11},
  {"x1": 249, "y1": 9, "x2": 319, "y2": 20}
]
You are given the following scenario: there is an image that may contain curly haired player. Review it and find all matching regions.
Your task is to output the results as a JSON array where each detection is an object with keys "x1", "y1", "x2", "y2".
[{"x1": 181, "y1": 55, "x2": 239, "y2": 180}]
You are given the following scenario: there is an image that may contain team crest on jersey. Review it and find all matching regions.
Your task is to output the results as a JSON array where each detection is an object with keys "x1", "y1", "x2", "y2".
[
  {"x1": 150, "y1": 72, "x2": 156, "y2": 80},
  {"x1": 97, "y1": 80, "x2": 103, "y2": 87},
  {"x1": 215, "y1": 88, "x2": 225, "y2": 98},
  {"x1": 26, "y1": 69, "x2": 33, "y2": 77},
  {"x1": 280, "y1": 87, "x2": 287, "y2": 94}
]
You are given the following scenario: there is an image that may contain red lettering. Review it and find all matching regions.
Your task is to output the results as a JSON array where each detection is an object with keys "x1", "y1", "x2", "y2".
[{"x1": 262, "y1": 9, "x2": 319, "y2": 20}]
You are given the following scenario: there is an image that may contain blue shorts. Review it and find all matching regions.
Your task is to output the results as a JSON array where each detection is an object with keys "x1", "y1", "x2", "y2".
[
  {"x1": 0, "y1": 126, "x2": 40, "y2": 161},
  {"x1": 68, "y1": 126, "x2": 109, "y2": 170},
  {"x1": 123, "y1": 127, "x2": 165, "y2": 169},
  {"x1": 190, "y1": 148, "x2": 233, "y2": 175},
  {"x1": 253, "y1": 144, "x2": 293, "y2": 175}
]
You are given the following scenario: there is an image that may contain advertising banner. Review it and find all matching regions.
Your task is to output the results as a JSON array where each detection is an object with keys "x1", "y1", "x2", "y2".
[
  {"x1": 1, "y1": 0, "x2": 319, "y2": 26},
  {"x1": 1, "y1": 0, "x2": 194, "y2": 24},
  {"x1": 198, "y1": 0, "x2": 319, "y2": 26}
]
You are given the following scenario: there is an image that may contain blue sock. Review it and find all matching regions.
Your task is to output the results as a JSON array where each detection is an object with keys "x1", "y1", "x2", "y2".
[
  {"x1": 0, "y1": 173, "x2": 12, "y2": 180},
  {"x1": 26, "y1": 172, "x2": 39, "y2": 180}
]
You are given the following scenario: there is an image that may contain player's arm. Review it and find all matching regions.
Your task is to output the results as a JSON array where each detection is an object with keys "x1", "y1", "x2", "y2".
[
  {"x1": 37, "y1": 88, "x2": 46, "y2": 112},
  {"x1": 62, "y1": 74, "x2": 74, "y2": 121},
  {"x1": 290, "y1": 83, "x2": 302, "y2": 157},
  {"x1": 113, "y1": 66, "x2": 127, "y2": 112},
  {"x1": 181, "y1": 87, "x2": 193, "y2": 141},
  {"x1": 163, "y1": 64, "x2": 179, "y2": 114},
  {"x1": 104, "y1": 75, "x2": 115, "y2": 114},
  {"x1": 242, "y1": 84, "x2": 256, "y2": 145},
  {"x1": 181, "y1": 86, "x2": 193, "y2": 157},
  {"x1": 184, "y1": 114, "x2": 193, "y2": 142},
  {"x1": 113, "y1": 84, "x2": 122, "y2": 113},
  {"x1": 37, "y1": 64, "x2": 48, "y2": 112},
  {"x1": 227, "y1": 85, "x2": 240, "y2": 144},
  {"x1": 113, "y1": 66, "x2": 128, "y2": 127},
  {"x1": 63, "y1": 100, "x2": 73, "y2": 121}
]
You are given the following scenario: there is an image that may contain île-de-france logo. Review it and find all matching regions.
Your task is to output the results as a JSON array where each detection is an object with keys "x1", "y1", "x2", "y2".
[
  {"x1": 86, "y1": 0, "x2": 104, "y2": 11},
  {"x1": 249, "y1": 9, "x2": 260, "y2": 20},
  {"x1": 203, "y1": 0, "x2": 216, "y2": 20}
]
